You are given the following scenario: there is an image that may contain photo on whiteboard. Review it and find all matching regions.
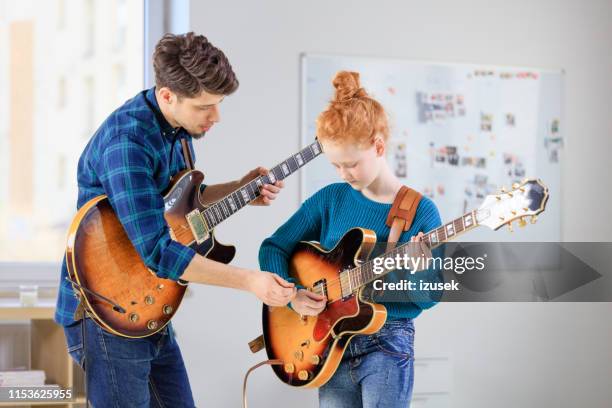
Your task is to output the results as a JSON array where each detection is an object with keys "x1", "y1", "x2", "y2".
[
  {"x1": 432, "y1": 144, "x2": 460, "y2": 167},
  {"x1": 505, "y1": 113, "x2": 516, "y2": 127},
  {"x1": 388, "y1": 140, "x2": 408, "y2": 178},
  {"x1": 416, "y1": 91, "x2": 466, "y2": 124},
  {"x1": 461, "y1": 156, "x2": 487, "y2": 169},
  {"x1": 463, "y1": 174, "x2": 496, "y2": 213},
  {"x1": 544, "y1": 118, "x2": 563, "y2": 163},
  {"x1": 503, "y1": 153, "x2": 526, "y2": 182},
  {"x1": 480, "y1": 112, "x2": 493, "y2": 132}
]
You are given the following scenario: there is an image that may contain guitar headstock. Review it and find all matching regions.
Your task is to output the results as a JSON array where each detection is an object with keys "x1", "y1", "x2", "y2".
[{"x1": 476, "y1": 179, "x2": 549, "y2": 231}]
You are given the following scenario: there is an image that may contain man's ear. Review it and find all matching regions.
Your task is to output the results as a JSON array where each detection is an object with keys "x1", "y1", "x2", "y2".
[
  {"x1": 157, "y1": 87, "x2": 175, "y2": 105},
  {"x1": 374, "y1": 136, "x2": 386, "y2": 157}
]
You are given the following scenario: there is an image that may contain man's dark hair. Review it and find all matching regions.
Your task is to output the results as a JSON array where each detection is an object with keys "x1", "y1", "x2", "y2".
[{"x1": 153, "y1": 32, "x2": 239, "y2": 98}]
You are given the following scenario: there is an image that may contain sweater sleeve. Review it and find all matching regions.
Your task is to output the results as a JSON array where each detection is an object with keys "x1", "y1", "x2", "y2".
[{"x1": 259, "y1": 198, "x2": 322, "y2": 282}]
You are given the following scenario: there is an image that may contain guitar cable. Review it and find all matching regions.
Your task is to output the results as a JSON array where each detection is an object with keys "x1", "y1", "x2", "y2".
[
  {"x1": 81, "y1": 309, "x2": 89, "y2": 408},
  {"x1": 241, "y1": 359, "x2": 283, "y2": 408}
]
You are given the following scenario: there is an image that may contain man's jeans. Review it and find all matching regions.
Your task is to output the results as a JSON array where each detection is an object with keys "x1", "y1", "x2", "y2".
[
  {"x1": 64, "y1": 318, "x2": 195, "y2": 408},
  {"x1": 319, "y1": 318, "x2": 415, "y2": 408}
]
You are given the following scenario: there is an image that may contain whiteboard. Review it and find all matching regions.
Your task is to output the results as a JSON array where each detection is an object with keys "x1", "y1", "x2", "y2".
[{"x1": 300, "y1": 54, "x2": 563, "y2": 242}]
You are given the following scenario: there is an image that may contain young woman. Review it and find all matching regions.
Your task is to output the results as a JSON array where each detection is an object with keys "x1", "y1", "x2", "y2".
[{"x1": 259, "y1": 71, "x2": 442, "y2": 407}]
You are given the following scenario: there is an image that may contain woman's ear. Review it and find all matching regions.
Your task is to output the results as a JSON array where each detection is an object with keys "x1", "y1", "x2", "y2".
[{"x1": 374, "y1": 136, "x2": 386, "y2": 157}]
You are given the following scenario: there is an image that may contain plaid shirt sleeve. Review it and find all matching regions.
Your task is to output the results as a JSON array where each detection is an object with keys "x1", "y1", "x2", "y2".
[{"x1": 94, "y1": 133, "x2": 196, "y2": 281}]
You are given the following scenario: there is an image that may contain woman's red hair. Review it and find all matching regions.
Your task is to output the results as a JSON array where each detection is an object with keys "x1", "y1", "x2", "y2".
[{"x1": 316, "y1": 71, "x2": 389, "y2": 146}]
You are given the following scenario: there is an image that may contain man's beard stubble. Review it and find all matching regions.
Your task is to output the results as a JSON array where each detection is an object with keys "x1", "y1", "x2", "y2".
[{"x1": 190, "y1": 130, "x2": 207, "y2": 140}]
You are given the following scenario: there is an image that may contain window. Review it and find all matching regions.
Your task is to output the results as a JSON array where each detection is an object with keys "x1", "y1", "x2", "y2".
[{"x1": 0, "y1": 0, "x2": 145, "y2": 264}]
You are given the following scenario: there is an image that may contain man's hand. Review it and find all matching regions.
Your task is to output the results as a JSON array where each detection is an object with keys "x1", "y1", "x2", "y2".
[
  {"x1": 247, "y1": 271, "x2": 296, "y2": 306},
  {"x1": 239, "y1": 167, "x2": 284, "y2": 206},
  {"x1": 290, "y1": 289, "x2": 327, "y2": 316}
]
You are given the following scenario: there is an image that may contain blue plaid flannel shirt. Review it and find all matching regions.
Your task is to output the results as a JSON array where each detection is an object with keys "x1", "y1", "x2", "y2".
[{"x1": 55, "y1": 87, "x2": 201, "y2": 326}]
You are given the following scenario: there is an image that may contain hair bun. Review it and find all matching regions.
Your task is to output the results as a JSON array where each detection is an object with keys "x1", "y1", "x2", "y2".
[{"x1": 332, "y1": 71, "x2": 367, "y2": 102}]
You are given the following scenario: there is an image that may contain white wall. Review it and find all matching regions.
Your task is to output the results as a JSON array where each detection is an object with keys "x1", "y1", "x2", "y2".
[{"x1": 171, "y1": 0, "x2": 612, "y2": 406}]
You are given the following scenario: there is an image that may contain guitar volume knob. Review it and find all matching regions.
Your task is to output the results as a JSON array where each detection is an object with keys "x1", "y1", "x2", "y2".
[
  {"x1": 147, "y1": 320, "x2": 158, "y2": 330},
  {"x1": 284, "y1": 363, "x2": 295, "y2": 374},
  {"x1": 297, "y1": 370, "x2": 312, "y2": 381},
  {"x1": 145, "y1": 295, "x2": 155, "y2": 305},
  {"x1": 128, "y1": 313, "x2": 139, "y2": 323},
  {"x1": 310, "y1": 354, "x2": 321, "y2": 365},
  {"x1": 163, "y1": 304, "x2": 174, "y2": 315}
]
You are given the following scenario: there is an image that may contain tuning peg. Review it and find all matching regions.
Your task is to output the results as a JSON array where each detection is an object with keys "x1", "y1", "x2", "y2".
[
  {"x1": 518, "y1": 217, "x2": 527, "y2": 228},
  {"x1": 530, "y1": 215, "x2": 538, "y2": 224},
  {"x1": 500, "y1": 187, "x2": 506, "y2": 193},
  {"x1": 496, "y1": 195, "x2": 501, "y2": 201},
  {"x1": 523, "y1": 207, "x2": 529, "y2": 212},
  {"x1": 519, "y1": 187, "x2": 525, "y2": 193},
  {"x1": 511, "y1": 210, "x2": 517, "y2": 215},
  {"x1": 507, "y1": 192, "x2": 514, "y2": 197},
  {"x1": 512, "y1": 183, "x2": 519, "y2": 189},
  {"x1": 499, "y1": 216, "x2": 505, "y2": 221},
  {"x1": 507, "y1": 223, "x2": 514, "y2": 232}
]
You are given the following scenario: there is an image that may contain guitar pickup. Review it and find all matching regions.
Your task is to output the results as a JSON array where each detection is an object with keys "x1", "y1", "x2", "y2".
[
  {"x1": 185, "y1": 209, "x2": 209, "y2": 244},
  {"x1": 312, "y1": 279, "x2": 327, "y2": 299}
]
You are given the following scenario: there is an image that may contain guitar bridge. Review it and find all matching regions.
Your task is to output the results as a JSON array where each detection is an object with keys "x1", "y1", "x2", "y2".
[{"x1": 185, "y1": 209, "x2": 210, "y2": 244}]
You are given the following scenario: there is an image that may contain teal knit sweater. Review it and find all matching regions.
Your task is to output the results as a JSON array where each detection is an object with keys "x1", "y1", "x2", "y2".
[{"x1": 259, "y1": 183, "x2": 443, "y2": 320}]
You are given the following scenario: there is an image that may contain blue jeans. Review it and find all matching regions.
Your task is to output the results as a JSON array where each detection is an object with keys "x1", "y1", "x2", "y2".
[
  {"x1": 319, "y1": 318, "x2": 415, "y2": 408},
  {"x1": 63, "y1": 318, "x2": 194, "y2": 408}
]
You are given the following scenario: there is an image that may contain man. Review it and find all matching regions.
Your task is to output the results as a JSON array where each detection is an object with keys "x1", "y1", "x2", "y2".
[{"x1": 55, "y1": 32, "x2": 295, "y2": 407}]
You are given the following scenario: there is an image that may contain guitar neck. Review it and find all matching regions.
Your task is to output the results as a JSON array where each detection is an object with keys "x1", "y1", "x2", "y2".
[
  {"x1": 201, "y1": 140, "x2": 323, "y2": 230},
  {"x1": 345, "y1": 210, "x2": 480, "y2": 293}
]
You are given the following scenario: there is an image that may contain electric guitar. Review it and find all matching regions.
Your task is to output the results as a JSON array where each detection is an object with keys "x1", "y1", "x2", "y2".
[
  {"x1": 262, "y1": 178, "x2": 549, "y2": 387},
  {"x1": 65, "y1": 140, "x2": 323, "y2": 338}
]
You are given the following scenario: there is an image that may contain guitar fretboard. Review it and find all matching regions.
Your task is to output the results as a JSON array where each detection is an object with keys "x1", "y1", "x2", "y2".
[
  {"x1": 340, "y1": 210, "x2": 479, "y2": 296},
  {"x1": 201, "y1": 140, "x2": 323, "y2": 229}
]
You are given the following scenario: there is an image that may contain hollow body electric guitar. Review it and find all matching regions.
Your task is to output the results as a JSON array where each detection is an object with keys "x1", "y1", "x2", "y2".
[
  {"x1": 263, "y1": 179, "x2": 548, "y2": 387},
  {"x1": 66, "y1": 140, "x2": 323, "y2": 338}
]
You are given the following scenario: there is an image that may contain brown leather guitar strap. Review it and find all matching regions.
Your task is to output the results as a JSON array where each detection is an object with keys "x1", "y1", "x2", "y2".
[
  {"x1": 386, "y1": 186, "x2": 422, "y2": 246},
  {"x1": 180, "y1": 138, "x2": 195, "y2": 170}
]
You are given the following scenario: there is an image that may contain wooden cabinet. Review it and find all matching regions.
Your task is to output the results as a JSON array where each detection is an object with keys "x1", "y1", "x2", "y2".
[{"x1": 0, "y1": 306, "x2": 85, "y2": 408}]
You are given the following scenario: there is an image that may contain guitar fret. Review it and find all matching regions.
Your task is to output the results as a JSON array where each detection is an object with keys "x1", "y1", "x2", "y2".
[
  {"x1": 202, "y1": 211, "x2": 213, "y2": 229},
  {"x1": 454, "y1": 218, "x2": 463, "y2": 234},
  {"x1": 295, "y1": 153, "x2": 304, "y2": 166},
  {"x1": 272, "y1": 167, "x2": 283, "y2": 181},
  {"x1": 281, "y1": 162, "x2": 291, "y2": 176},
  {"x1": 222, "y1": 202, "x2": 229, "y2": 218},
  {"x1": 214, "y1": 205, "x2": 223, "y2": 223},
  {"x1": 311, "y1": 142, "x2": 321, "y2": 155},
  {"x1": 446, "y1": 222, "x2": 455, "y2": 237},
  {"x1": 247, "y1": 182, "x2": 257, "y2": 200},
  {"x1": 228, "y1": 196, "x2": 237, "y2": 212},
  {"x1": 302, "y1": 148, "x2": 313, "y2": 162},
  {"x1": 234, "y1": 191, "x2": 245, "y2": 207},
  {"x1": 287, "y1": 156, "x2": 299, "y2": 172},
  {"x1": 189, "y1": 141, "x2": 323, "y2": 239},
  {"x1": 438, "y1": 226, "x2": 446, "y2": 241},
  {"x1": 240, "y1": 188, "x2": 250, "y2": 203},
  {"x1": 209, "y1": 207, "x2": 218, "y2": 226},
  {"x1": 211, "y1": 206, "x2": 219, "y2": 225},
  {"x1": 465, "y1": 212, "x2": 474, "y2": 228}
]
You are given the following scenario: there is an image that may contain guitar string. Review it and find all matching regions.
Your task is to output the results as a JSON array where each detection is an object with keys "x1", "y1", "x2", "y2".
[
  {"x1": 296, "y1": 193, "x2": 541, "y2": 298},
  {"x1": 301, "y1": 221, "x2": 480, "y2": 301}
]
